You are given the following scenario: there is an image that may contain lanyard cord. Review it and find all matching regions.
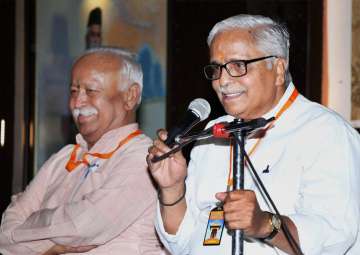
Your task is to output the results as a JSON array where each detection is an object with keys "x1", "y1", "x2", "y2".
[
  {"x1": 65, "y1": 129, "x2": 142, "y2": 172},
  {"x1": 226, "y1": 89, "x2": 299, "y2": 190}
]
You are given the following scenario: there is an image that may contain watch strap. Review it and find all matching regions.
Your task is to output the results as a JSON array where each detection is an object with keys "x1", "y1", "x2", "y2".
[{"x1": 261, "y1": 212, "x2": 281, "y2": 241}]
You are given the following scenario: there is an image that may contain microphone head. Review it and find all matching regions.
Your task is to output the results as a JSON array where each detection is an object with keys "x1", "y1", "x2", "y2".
[{"x1": 188, "y1": 98, "x2": 211, "y2": 121}]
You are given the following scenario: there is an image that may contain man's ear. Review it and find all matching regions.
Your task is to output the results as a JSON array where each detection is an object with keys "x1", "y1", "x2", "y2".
[
  {"x1": 123, "y1": 83, "x2": 141, "y2": 111},
  {"x1": 274, "y1": 58, "x2": 286, "y2": 86}
]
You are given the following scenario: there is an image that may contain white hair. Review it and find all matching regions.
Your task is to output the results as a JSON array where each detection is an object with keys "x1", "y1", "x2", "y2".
[
  {"x1": 207, "y1": 14, "x2": 292, "y2": 85},
  {"x1": 75, "y1": 46, "x2": 143, "y2": 104}
]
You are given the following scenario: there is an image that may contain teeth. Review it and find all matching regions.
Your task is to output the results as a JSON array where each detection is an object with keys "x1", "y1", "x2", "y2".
[
  {"x1": 72, "y1": 107, "x2": 98, "y2": 119},
  {"x1": 80, "y1": 112, "x2": 95, "y2": 117},
  {"x1": 223, "y1": 91, "x2": 244, "y2": 97}
]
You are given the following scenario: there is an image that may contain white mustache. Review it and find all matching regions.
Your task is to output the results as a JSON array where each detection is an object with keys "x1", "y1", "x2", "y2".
[
  {"x1": 219, "y1": 83, "x2": 247, "y2": 95},
  {"x1": 72, "y1": 106, "x2": 98, "y2": 119}
]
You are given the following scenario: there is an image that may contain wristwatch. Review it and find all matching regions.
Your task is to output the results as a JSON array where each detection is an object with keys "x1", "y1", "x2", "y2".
[{"x1": 262, "y1": 212, "x2": 281, "y2": 241}]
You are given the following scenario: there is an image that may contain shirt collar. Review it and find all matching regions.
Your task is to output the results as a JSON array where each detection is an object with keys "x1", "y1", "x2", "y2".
[
  {"x1": 222, "y1": 82, "x2": 296, "y2": 121},
  {"x1": 75, "y1": 123, "x2": 140, "y2": 152},
  {"x1": 262, "y1": 82, "x2": 296, "y2": 120}
]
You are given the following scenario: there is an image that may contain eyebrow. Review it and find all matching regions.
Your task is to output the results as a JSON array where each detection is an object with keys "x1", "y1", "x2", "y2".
[
  {"x1": 209, "y1": 60, "x2": 221, "y2": 65},
  {"x1": 70, "y1": 79, "x2": 104, "y2": 88},
  {"x1": 209, "y1": 58, "x2": 245, "y2": 65},
  {"x1": 70, "y1": 82, "x2": 79, "y2": 88}
]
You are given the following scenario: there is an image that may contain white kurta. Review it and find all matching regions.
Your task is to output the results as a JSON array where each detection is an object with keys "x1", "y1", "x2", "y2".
[{"x1": 156, "y1": 83, "x2": 360, "y2": 255}]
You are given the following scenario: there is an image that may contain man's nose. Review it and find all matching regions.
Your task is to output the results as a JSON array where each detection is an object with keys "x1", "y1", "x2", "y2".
[
  {"x1": 218, "y1": 66, "x2": 232, "y2": 85},
  {"x1": 73, "y1": 89, "x2": 87, "y2": 108}
]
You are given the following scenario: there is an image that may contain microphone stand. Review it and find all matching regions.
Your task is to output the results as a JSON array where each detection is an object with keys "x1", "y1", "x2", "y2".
[
  {"x1": 229, "y1": 123, "x2": 303, "y2": 255},
  {"x1": 151, "y1": 117, "x2": 303, "y2": 255},
  {"x1": 231, "y1": 119, "x2": 246, "y2": 255},
  {"x1": 231, "y1": 134, "x2": 304, "y2": 255}
]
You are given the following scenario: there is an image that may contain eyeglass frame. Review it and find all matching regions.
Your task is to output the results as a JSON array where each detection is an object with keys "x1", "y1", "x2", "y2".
[{"x1": 203, "y1": 55, "x2": 278, "y2": 81}]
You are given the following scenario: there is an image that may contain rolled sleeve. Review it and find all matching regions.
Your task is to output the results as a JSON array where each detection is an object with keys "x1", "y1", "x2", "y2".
[
  {"x1": 154, "y1": 142, "x2": 207, "y2": 255},
  {"x1": 155, "y1": 198, "x2": 199, "y2": 255}
]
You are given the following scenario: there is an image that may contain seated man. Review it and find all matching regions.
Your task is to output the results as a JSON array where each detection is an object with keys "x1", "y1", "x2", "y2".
[{"x1": 0, "y1": 47, "x2": 163, "y2": 254}]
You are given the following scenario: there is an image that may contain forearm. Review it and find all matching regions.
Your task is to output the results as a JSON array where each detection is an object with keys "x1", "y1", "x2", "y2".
[
  {"x1": 0, "y1": 193, "x2": 52, "y2": 253},
  {"x1": 267, "y1": 216, "x2": 301, "y2": 255},
  {"x1": 159, "y1": 183, "x2": 187, "y2": 234},
  {"x1": 41, "y1": 243, "x2": 97, "y2": 255},
  {"x1": 0, "y1": 232, "x2": 54, "y2": 255},
  {"x1": 1, "y1": 155, "x2": 56, "y2": 242},
  {"x1": 13, "y1": 198, "x2": 127, "y2": 245},
  {"x1": 13, "y1": 172, "x2": 157, "y2": 246}
]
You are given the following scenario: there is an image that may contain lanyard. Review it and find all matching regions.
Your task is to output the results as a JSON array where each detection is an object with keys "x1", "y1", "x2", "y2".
[
  {"x1": 226, "y1": 89, "x2": 299, "y2": 189},
  {"x1": 65, "y1": 129, "x2": 142, "y2": 172}
]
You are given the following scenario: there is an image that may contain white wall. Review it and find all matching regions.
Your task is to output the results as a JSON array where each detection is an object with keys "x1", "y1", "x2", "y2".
[{"x1": 326, "y1": 0, "x2": 353, "y2": 122}]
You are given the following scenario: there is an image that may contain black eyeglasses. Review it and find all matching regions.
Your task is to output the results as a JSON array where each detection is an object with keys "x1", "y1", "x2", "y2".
[{"x1": 203, "y1": 55, "x2": 277, "y2": 81}]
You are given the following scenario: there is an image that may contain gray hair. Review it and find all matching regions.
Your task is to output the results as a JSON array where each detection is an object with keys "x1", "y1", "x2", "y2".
[
  {"x1": 207, "y1": 14, "x2": 292, "y2": 85},
  {"x1": 75, "y1": 46, "x2": 143, "y2": 104}
]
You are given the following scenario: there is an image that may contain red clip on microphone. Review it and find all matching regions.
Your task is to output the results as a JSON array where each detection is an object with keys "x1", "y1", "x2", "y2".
[
  {"x1": 212, "y1": 122, "x2": 230, "y2": 138},
  {"x1": 211, "y1": 117, "x2": 274, "y2": 139}
]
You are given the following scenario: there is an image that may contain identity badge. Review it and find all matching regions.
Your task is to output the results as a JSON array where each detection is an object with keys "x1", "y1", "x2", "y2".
[{"x1": 203, "y1": 206, "x2": 225, "y2": 246}]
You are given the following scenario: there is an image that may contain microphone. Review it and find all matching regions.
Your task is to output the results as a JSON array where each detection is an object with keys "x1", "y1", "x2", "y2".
[
  {"x1": 211, "y1": 118, "x2": 274, "y2": 138},
  {"x1": 164, "y1": 98, "x2": 211, "y2": 147},
  {"x1": 176, "y1": 117, "x2": 274, "y2": 143},
  {"x1": 152, "y1": 117, "x2": 273, "y2": 163}
]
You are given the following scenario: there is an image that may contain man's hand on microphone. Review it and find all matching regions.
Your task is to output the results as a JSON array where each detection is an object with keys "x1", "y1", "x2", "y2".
[
  {"x1": 147, "y1": 129, "x2": 187, "y2": 190},
  {"x1": 147, "y1": 129, "x2": 188, "y2": 234}
]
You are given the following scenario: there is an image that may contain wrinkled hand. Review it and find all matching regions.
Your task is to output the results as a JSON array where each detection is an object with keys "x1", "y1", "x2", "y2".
[
  {"x1": 42, "y1": 244, "x2": 97, "y2": 255},
  {"x1": 147, "y1": 129, "x2": 187, "y2": 190},
  {"x1": 216, "y1": 190, "x2": 270, "y2": 238}
]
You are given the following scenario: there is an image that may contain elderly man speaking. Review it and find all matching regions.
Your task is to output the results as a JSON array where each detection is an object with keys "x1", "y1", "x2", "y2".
[
  {"x1": 148, "y1": 14, "x2": 360, "y2": 255},
  {"x1": 0, "y1": 47, "x2": 163, "y2": 254}
]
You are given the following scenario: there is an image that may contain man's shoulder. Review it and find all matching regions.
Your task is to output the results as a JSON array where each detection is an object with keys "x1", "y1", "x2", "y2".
[
  {"x1": 44, "y1": 144, "x2": 76, "y2": 163},
  {"x1": 33, "y1": 144, "x2": 76, "y2": 180},
  {"x1": 288, "y1": 95, "x2": 360, "y2": 143},
  {"x1": 289, "y1": 95, "x2": 353, "y2": 130},
  {"x1": 110, "y1": 133, "x2": 152, "y2": 160},
  {"x1": 126, "y1": 133, "x2": 152, "y2": 150},
  {"x1": 107, "y1": 134, "x2": 151, "y2": 175}
]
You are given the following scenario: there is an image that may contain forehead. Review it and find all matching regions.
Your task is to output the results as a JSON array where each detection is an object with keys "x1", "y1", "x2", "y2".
[
  {"x1": 73, "y1": 53, "x2": 122, "y2": 74},
  {"x1": 71, "y1": 53, "x2": 123, "y2": 90},
  {"x1": 210, "y1": 29, "x2": 262, "y2": 61}
]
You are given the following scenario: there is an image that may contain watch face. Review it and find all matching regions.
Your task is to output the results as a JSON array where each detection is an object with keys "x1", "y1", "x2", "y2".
[{"x1": 272, "y1": 215, "x2": 282, "y2": 230}]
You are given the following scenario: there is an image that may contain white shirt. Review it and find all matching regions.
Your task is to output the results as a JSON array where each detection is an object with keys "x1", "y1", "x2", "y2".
[{"x1": 155, "y1": 83, "x2": 360, "y2": 255}]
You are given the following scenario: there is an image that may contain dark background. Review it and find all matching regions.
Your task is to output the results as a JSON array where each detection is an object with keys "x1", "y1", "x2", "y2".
[
  {"x1": 166, "y1": 0, "x2": 323, "y2": 159},
  {"x1": 0, "y1": 0, "x2": 15, "y2": 217},
  {"x1": 0, "y1": 0, "x2": 323, "y2": 215}
]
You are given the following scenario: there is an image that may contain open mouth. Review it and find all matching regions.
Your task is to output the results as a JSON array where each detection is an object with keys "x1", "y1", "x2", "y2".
[
  {"x1": 77, "y1": 113, "x2": 96, "y2": 123},
  {"x1": 222, "y1": 90, "x2": 246, "y2": 99}
]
